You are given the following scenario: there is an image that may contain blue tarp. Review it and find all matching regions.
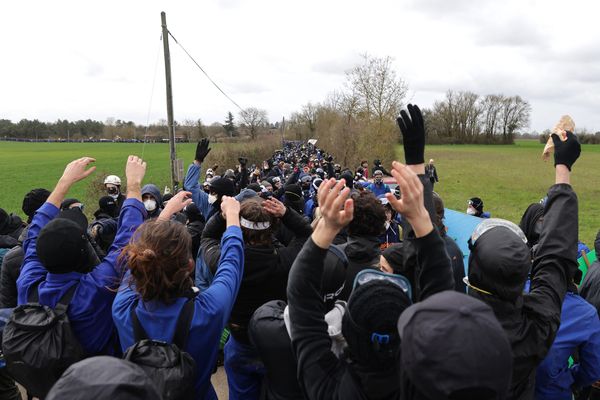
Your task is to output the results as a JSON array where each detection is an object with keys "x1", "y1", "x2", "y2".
[{"x1": 443, "y1": 208, "x2": 484, "y2": 275}]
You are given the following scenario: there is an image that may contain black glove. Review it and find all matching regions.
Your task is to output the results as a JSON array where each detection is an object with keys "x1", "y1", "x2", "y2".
[
  {"x1": 238, "y1": 157, "x2": 248, "y2": 166},
  {"x1": 195, "y1": 138, "x2": 211, "y2": 163},
  {"x1": 326, "y1": 155, "x2": 333, "y2": 162},
  {"x1": 552, "y1": 131, "x2": 581, "y2": 171},
  {"x1": 397, "y1": 104, "x2": 425, "y2": 165}
]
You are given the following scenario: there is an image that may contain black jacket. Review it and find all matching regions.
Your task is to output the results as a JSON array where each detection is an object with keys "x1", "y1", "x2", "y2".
[
  {"x1": 442, "y1": 234, "x2": 466, "y2": 293},
  {"x1": 0, "y1": 245, "x2": 22, "y2": 308},
  {"x1": 424, "y1": 165, "x2": 438, "y2": 183},
  {"x1": 286, "y1": 229, "x2": 452, "y2": 400},
  {"x1": 201, "y1": 207, "x2": 312, "y2": 344},
  {"x1": 470, "y1": 183, "x2": 578, "y2": 400},
  {"x1": 248, "y1": 300, "x2": 305, "y2": 400},
  {"x1": 187, "y1": 220, "x2": 205, "y2": 259}
]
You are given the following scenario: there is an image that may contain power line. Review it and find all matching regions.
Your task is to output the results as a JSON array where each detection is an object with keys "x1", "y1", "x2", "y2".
[{"x1": 167, "y1": 30, "x2": 244, "y2": 112}]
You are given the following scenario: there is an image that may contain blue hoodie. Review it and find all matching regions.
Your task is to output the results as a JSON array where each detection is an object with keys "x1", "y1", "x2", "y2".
[
  {"x1": 113, "y1": 225, "x2": 245, "y2": 400},
  {"x1": 535, "y1": 292, "x2": 600, "y2": 400},
  {"x1": 17, "y1": 199, "x2": 146, "y2": 355}
]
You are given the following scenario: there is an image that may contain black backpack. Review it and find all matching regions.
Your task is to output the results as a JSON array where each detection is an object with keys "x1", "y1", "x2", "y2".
[
  {"x1": 123, "y1": 297, "x2": 197, "y2": 400},
  {"x1": 2, "y1": 282, "x2": 85, "y2": 398}
]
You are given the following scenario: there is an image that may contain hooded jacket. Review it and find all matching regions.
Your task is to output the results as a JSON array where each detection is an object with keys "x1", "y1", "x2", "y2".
[
  {"x1": 140, "y1": 184, "x2": 163, "y2": 218},
  {"x1": 334, "y1": 235, "x2": 382, "y2": 301},
  {"x1": 200, "y1": 207, "x2": 312, "y2": 345},
  {"x1": 468, "y1": 184, "x2": 579, "y2": 400},
  {"x1": 286, "y1": 227, "x2": 453, "y2": 400},
  {"x1": 535, "y1": 291, "x2": 600, "y2": 400},
  {"x1": 17, "y1": 199, "x2": 146, "y2": 355}
]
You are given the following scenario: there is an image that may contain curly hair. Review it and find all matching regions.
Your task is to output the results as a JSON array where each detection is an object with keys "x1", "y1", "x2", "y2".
[
  {"x1": 122, "y1": 219, "x2": 193, "y2": 303},
  {"x1": 348, "y1": 191, "x2": 386, "y2": 237}
]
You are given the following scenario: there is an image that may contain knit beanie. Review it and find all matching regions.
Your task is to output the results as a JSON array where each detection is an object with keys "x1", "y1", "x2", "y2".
[
  {"x1": 342, "y1": 280, "x2": 411, "y2": 368},
  {"x1": 209, "y1": 177, "x2": 235, "y2": 197},
  {"x1": 22, "y1": 188, "x2": 51, "y2": 223}
]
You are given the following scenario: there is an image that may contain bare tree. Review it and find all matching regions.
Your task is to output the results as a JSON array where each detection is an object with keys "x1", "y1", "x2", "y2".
[
  {"x1": 344, "y1": 54, "x2": 408, "y2": 131},
  {"x1": 500, "y1": 96, "x2": 531, "y2": 143},
  {"x1": 239, "y1": 107, "x2": 268, "y2": 140}
]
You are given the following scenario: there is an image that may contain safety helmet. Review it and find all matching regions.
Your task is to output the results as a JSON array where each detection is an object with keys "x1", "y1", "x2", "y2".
[{"x1": 104, "y1": 175, "x2": 121, "y2": 186}]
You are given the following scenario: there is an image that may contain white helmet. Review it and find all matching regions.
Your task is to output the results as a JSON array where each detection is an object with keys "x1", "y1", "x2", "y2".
[{"x1": 104, "y1": 175, "x2": 121, "y2": 186}]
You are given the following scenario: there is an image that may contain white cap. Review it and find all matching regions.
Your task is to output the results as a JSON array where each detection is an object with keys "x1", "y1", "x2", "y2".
[{"x1": 104, "y1": 175, "x2": 121, "y2": 186}]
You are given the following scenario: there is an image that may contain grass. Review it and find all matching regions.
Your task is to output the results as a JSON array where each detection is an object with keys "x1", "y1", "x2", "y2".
[
  {"x1": 0, "y1": 139, "x2": 599, "y2": 246},
  {"x1": 405, "y1": 139, "x2": 600, "y2": 247}
]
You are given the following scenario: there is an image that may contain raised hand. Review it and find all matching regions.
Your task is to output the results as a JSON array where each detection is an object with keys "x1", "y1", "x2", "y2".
[
  {"x1": 195, "y1": 138, "x2": 211, "y2": 163},
  {"x1": 317, "y1": 178, "x2": 354, "y2": 234},
  {"x1": 397, "y1": 104, "x2": 425, "y2": 165},
  {"x1": 125, "y1": 155, "x2": 147, "y2": 188},
  {"x1": 263, "y1": 197, "x2": 287, "y2": 218},
  {"x1": 221, "y1": 196, "x2": 241, "y2": 227},
  {"x1": 59, "y1": 157, "x2": 96, "y2": 186},
  {"x1": 385, "y1": 161, "x2": 433, "y2": 238},
  {"x1": 159, "y1": 191, "x2": 192, "y2": 221},
  {"x1": 552, "y1": 131, "x2": 581, "y2": 171}
]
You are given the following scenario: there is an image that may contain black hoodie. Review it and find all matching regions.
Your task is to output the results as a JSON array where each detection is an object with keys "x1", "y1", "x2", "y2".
[
  {"x1": 467, "y1": 183, "x2": 578, "y2": 400},
  {"x1": 579, "y1": 229, "x2": 600, "y2": 315}
]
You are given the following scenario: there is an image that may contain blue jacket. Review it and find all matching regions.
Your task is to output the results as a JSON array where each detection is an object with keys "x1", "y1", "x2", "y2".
[
  {"x1": 184, "y1": 163, "x2": 217, "y2": 222},
  {"x1": 113, "y1": 226, "x2": 245, "y2": 400},
  {"x1": 17, "y1": 199, "x2": 146, "y2": 355},
  {"x1": 366, "y1": 182, "x2": 391, "y2": 198},
  {"x1": 535, "y1": 292, "x2": 600, "y2": 400}
]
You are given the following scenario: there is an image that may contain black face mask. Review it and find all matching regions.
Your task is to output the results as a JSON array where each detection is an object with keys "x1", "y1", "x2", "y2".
[{"x1": 107, "y1": 187, "x2": 119, "y2": 196}]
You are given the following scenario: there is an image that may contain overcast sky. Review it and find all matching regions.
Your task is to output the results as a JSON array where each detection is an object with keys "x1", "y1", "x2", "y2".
[{"x1": 2, "y1": 0, "x2": 599, "y2": 132}]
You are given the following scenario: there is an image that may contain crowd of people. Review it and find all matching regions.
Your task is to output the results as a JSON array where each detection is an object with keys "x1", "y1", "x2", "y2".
[{"x1": 0, "y1": 103, "x2": 598, "y2": 400}]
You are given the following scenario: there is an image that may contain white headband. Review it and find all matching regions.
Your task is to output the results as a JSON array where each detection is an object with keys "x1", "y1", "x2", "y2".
[{"x1": 240, "y1": 217, "x2": 271, "y2": 230}]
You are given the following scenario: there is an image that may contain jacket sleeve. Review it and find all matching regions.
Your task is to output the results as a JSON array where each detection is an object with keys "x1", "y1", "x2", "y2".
[
  {"x1": 198, "y1": 226, "x2": 245, "y2": 327},
  {"x1": 572, "y1": 312, "x2": 600, "y2": 389},
  {"x1": 81, "y1": 198, "x2": 147, "y2": 290},
  {"x1": 287, "y1": 238, "x2": 347, "y2": 400},
  {"x1": 526, "y1": 184, "x2": 578, "y2": 329},
  {"x1": 184, "y1": 163, "x2": 211, "y2": 219},
  {"x1": 17, "y1": 202, "x2": 60, "y2": 304},
  {"x1": 595, "y1": 229, "x2": 600, "y2": 255},
  {"x1": 200, "y1": 213, "x2": 226, "y2": 274},
  {"x1": 407, "y1": 228, "x2": 454, "y2": 301}
]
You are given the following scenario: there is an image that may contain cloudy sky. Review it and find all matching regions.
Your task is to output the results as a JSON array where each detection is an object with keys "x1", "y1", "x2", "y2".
[{"x1": 2, "y1": 0, "x2": 599, "y2": 132}]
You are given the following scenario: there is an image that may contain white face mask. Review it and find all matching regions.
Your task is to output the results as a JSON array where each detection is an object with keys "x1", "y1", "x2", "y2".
[
  {"x1": 466, "y1": 207, "x2": 477, "y2": 216},
  {"x1": 385, "y1": 221, "x2": 391, "y2": 230},
  {"x1": 144, "y1": 199, "x2": 157, "y2": 212},
  {"x1": 208, "y1": 194, "x2": 218, "y2": 205}
]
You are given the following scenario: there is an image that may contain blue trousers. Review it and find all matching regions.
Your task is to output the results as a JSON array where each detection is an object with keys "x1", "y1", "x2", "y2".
[{"x1": 224, "y1": 335, "x2": 265, "y2": 400}]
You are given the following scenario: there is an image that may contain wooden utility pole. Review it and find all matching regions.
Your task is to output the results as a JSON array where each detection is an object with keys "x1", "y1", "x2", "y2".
[{"x1": 161, "y1": 11, "x2": 178, "y2": 190}]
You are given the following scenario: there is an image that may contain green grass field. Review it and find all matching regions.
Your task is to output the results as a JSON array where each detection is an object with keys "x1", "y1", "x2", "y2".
[{"x1": 1, "y1": 140, "x2": 599, "y2": 246}]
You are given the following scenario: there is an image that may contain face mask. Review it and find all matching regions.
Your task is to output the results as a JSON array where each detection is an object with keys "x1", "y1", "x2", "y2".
[
  {"x1": 144, "y1": 199, "x2": 157, "y2": 212},
  {"x1": 107, "y1": 187, "x2": 119, "y2": 198},
  {"x1": 375, "y1": 178, "x2": 383, "y2": 184},
  {"x1": 466, "y1": 207, "x2": 477, "y2": 216},
  {"x1": 208, "y1": 194, "x2": 218, "y2": 205}
]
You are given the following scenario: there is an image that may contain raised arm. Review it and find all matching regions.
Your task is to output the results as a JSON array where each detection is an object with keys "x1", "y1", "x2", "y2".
[
  {"x1": 183, "y1": 139, "x2": 211, "y2": 211},
  {"x1": 287, "y1": 178, "x2": 353, "y2": 399},
  {"x1": 527, "y1": 132, "x2": 581, "y2": 321},
  {"x1": 18, "y1": 157, "x2": 97, "y2": 303}
]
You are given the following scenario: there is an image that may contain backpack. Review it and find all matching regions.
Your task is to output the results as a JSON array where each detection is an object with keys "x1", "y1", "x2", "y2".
[
  {"x1": 2, "y1": 282, "x2": 85, "y2": 398},
  {"x1": 124, "y1": 297, "x2": 197, "y2": 400}
]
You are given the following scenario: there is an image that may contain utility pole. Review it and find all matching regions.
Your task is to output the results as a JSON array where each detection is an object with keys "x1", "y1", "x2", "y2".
[{"x1": 161, "y1": 11, "x2": 178, "y2": 190}]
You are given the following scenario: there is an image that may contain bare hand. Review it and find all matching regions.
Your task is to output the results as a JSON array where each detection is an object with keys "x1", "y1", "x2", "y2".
[
  {"x1": 59, "y1": 157, "x2": 96, "y2": 186},
  {"x1": 263, "y1": 198, "x2": 286, "y2": 218},
  {"x1": 220, "y1": 196, "x2": 240, "y2": 219},
  {"x1": 159, "y1": 191, "x2": 192, "y2": 220},
  {"x1": 317, "y1": 178, "x2": 354, "y2": 233},
  {"x1": 126, "y1": 155, "x2": 147, "y2": 188}
]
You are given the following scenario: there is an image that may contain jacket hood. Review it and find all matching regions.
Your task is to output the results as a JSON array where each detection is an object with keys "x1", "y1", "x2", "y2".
[
  {"x1": 141, "y1": 184, "x2": 162, "y2": 205},
  {"x1": 519, "y1": 203, "x2": 544, "y2": 247},
  {"x1": 468, "y1": 227, "x2": 530, "y2": 301},
  {"x1": 345, "y1": 235, "x2": 381, "y2": 262}
]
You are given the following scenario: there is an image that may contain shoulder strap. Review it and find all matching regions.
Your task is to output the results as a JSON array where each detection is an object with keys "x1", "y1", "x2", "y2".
[
  {"x1": 130, "y1": 299, "x2": 149, "y2": 342},
  {"x1": 54, "y1": 283, "x2": 79, "y2": 314},
  {"x1": 329, "y1": 244, "x2": 349, "y2": 268},
  {"x1": 172, "y1": 297, "x2": 196, "y2": 349}
]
